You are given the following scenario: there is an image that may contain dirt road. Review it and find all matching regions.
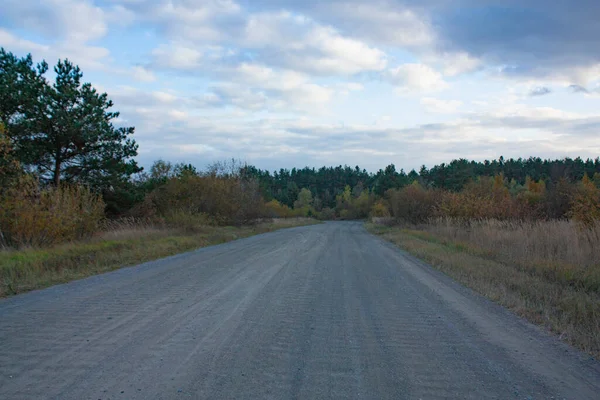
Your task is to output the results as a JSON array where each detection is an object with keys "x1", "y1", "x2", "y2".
[{"x1": 1, "y1": 222, "x2": 598, "y2": 399}]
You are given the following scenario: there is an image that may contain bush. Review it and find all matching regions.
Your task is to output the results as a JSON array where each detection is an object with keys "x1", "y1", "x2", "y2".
[
  {"x1": 139, "y1": 173, "x2": 265, "y2": 226},
  {"x1": 370, "y1": 200, "x2": 391, "y2": 217},
  {"x1": 265, "y1": 199, "x2": 294, "y2": 218},
  {"x1": 387, "y1": 182, "x2": 441, "y2": 224},
  {"x1": 317, "y1": 207, "x2": 336, "y2": 220},
  {"x1": 0, "y1": 176, "x2": 105, "y2": 248}
]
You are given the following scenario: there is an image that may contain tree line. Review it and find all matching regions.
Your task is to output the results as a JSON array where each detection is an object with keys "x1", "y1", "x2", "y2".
[{"x1": 242, "y1": 157, "x2": 600, "y2": 217}]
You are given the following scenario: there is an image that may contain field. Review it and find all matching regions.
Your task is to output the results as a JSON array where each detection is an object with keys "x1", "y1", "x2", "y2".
[{"x1": 367, "y1": 219, "x2": 600, "y2": 357}]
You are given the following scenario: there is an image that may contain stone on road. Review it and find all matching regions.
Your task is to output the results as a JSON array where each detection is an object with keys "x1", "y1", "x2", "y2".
[{"x1": 1, "y1": 222, "x2": 599, "y2": 399}]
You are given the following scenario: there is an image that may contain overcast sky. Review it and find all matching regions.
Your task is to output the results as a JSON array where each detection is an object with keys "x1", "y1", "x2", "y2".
[{"x1": 1, "y1": 0, "x2": 600, "y2": 172}]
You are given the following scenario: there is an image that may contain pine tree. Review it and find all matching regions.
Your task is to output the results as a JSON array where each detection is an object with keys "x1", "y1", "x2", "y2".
[{"x1": 0, "y1": 49, "x2": 140, "y2": 188}]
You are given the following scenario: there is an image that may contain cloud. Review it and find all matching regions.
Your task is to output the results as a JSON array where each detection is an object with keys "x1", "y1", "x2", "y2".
[
  {"x1": 131, "y1": 66, "x2": 156, "y2": 82},
  {"x1": 145, "y1": 7, "x2": 387, "y2": 76},
  {"x1": 316, "y1": 2, "x2": 433, "y2": 47},
  {"x1": 432, "y1": 0, "x2": 600, "y2": 83},
  {"x1": 420, "y1": 97, "x2": 462, "y2": 113},
  {"x1": 229, "y1": 63, "x2": 335, "y2": 110},
  {"x1": 569, "y1": 84, "x2": 589, "y2": 94},
  {"x1": 1, "y1": 0, "x2": 107, "y2": 43},
  {"x1": 109, "y1": 63, "x2": 336, "y2": 114},
  {"x1": 424, "y1": 51, "x2": 482, "y2": 77},
  {"x1": 295, "y1": 26, "x2": 387, "y2": 75},
  {"x1": 241, "y1": 11, "x2": 388, "y2": 75},
  {"x1": 106, "y1": 4, "x2": 137, "y2": 27},
  {"x1": 529, "y1": 87, "x2": 551, "y2": 97},
  {"x1": 125, "y1": 105, "x2": 600, "y2": 172},
  {"x1": 0, "y1": 28, "x2": 110, "y2": 71},
  {"x1": 151, "y1": 44, "x2": 205, "y2": 70},
  {"x1": 149, "y1": 0, "x2": 243, "y2": 42},
  {"x1": 0, "y1": 29, "x2": 49, "y2": 53},
  {"x1": 387, "y1": 63, "x2": 448, "y2": 93}
]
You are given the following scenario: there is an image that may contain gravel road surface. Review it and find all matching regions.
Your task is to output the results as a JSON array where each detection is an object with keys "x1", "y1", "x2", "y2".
[{"x1": 1, "y1": 221, "x2": 599, "y2": 399}]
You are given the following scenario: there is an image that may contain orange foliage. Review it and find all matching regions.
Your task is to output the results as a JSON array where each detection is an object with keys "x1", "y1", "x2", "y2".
[{"x1": 437, "y1": 175, "x2": 524, "y2": 220}]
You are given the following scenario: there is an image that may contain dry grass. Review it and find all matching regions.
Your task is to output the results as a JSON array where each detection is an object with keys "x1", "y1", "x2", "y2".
[
  {"x1": 366, "y1": 219, "x2": 600, "y2": 358},
  {"x1": 0, "y1": 218, "x2": 319, "y2": 297}
]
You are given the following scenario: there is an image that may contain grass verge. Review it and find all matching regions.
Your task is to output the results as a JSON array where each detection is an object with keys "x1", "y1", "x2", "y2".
[
  {"x1": 0, "y1": 218, "x2": 319, "y2": 298},
  {"x1": 366, "y1": 222, "x2": 600, "y2": 359}
]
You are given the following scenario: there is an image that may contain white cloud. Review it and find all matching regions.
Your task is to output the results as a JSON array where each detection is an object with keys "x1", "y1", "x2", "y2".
[
  {"x1": 388, "y1": 63, "x2": 448, "y2": 93},
  {"x1": 303, "y1": 26, "x2": 387, "y2": 74},
  {"x1": 2, "y1": 0, "x2": 107, "y2": 43},
  {"x1": 421, "y1": 97, "x2": 463, "y2": 113},
  {"x1": 131, "y1": 66, "x2": 156, "y2": 82},
  {"x1": 231, "y1": 63, "x2": 334, "y2": 110},
  {"x1": 152, "y1": 91, "x2": 177, "y2": 103},
  {"x1": 334, "y1": 82, "x2": 365, "y2": 95},
  {"x1": 242, "y1": 11, "x2": 387, "y2": 75},
  {"x1": 150, "y1": 0, "x2": 242, "y2": 42},
  {"x1": 0, "y1": 29, "x2": 49, "y2": 53},
  {"x1": 106, "y1": 5, "x2": 136, "y2": 27},
  {"x1": 151, "y1": 44, "x2": 204, "y2": 70},
  {"x1": 0, "y1": 29, "x2": 110, "y2": 71},
  {"x1": 168, "y1": 110, "x2": 188, "y2": 120},
  {"x1": 430, "y1": 52, "x2": 482, "y2": 77},
  {"x1": 323, "y1": 2, "x2": 433, "y2": 47},
  {"x1": 235, "y1": 63, "x2": 308, "y2": 90}
]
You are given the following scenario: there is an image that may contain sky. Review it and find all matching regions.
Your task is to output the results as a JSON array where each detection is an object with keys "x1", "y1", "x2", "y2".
[{"x1": 1, "y1": 0, "x2": 600, "y2": 172}]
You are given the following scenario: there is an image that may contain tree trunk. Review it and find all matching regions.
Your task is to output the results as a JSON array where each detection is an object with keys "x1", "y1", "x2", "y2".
[{"x1": 54, "y1": 156, "x2": 61, "y2": 186}]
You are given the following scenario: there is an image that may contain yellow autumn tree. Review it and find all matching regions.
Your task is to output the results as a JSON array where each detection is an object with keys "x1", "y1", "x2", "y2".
[{"x1": 570, "y1": 174, "x2": 600, "y2": 225}]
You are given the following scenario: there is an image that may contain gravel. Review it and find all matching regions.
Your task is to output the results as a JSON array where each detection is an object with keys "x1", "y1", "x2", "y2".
[{"x1": 1, "y1": 221, "x2": 599, "y2": 399}]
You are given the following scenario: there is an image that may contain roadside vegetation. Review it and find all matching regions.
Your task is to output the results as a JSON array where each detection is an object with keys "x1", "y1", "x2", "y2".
[{"x1": 367, "y1": 175, "x2": 600, "y2": 357}]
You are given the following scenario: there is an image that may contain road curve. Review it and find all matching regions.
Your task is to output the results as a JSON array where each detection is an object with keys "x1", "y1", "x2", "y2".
[{"x1": 1, "y1": 221, "x2": 599, "y2": 399}]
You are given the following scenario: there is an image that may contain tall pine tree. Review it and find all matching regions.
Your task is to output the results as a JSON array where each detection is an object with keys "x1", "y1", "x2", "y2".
[{"x1": 0, "y1": 48, "x2": 140, "y2": 188}]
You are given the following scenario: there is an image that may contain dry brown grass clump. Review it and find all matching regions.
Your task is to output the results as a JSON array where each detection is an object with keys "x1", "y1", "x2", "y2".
[{"x1": 425, "y1": 218, "x2": 600, "y2": 291}]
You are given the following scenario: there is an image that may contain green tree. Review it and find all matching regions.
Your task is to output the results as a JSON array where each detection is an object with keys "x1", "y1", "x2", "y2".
[
  {"x1": 0, "y1": 49, "x2": 48, "y2": 127},
  {"x1": 0, "y1": 49, "x2": 140, "y2": 187},
  {"x1": 149, "y1": 159, "x2": 175, "y2": 181},
  {"x1": 294, "y1": 188, "x2": 313, "y2": 209},
  {"x1": 0, "y1": 122, "x2": 21, "y2": 188}
]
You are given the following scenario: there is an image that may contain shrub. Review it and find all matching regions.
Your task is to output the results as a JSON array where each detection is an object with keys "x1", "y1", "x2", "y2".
[
  {"x1": 0, "y1": 176, "x2": 105, "y2": 248},
  {"x1": 370, "y1": 200, "x2": 391, "y2": 218},
  {"x1": 265, "y1": 199, "x2": 294, "y2": 218},
  {"x1": 139, "y1": 173, "x2": 265, "y2": 226},
  {"x1": 318, "y1": 207, "x2": 336, "y2": 220},
  {"x1": 387, "y1": 182, "x2": 441, "y2": 224}
]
